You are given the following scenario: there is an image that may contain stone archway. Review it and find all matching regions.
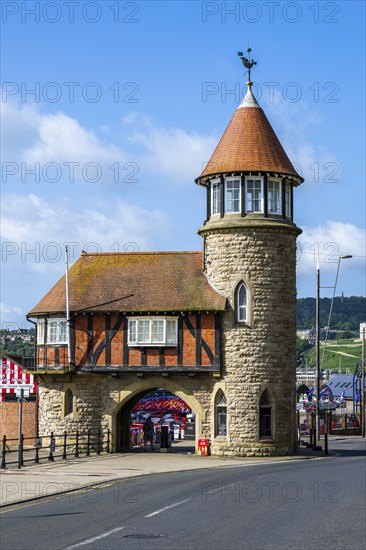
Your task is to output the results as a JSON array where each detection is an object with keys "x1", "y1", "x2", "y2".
[{"x1": 107, "y1": 377, "x2": 205, "y2": 452}]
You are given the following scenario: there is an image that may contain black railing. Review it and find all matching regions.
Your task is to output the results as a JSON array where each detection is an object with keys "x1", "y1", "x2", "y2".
[{"x1": 1, "y1": 429, "x2": 110, "y2": 469}]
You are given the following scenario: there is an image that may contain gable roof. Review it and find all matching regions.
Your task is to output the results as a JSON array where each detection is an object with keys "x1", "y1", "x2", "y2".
[
  {"x1": 28, "y1": 251, "x2": 226, "y2": 315},
  {"x1": 196, "y1": 86, "x2": 303, "y2": 184}
]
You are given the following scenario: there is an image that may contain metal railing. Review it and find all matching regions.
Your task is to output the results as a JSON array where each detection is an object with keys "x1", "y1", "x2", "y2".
[{"x1": 1, "y1": 429, "x2": 110, "y2": 469}]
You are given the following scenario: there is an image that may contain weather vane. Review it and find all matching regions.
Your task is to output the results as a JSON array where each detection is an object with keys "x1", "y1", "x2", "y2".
[{"x1": 237, "y1": 47, "x2": 258, "y2": 84}]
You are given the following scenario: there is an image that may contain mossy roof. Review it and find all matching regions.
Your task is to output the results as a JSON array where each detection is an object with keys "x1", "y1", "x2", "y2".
[{"x1": 28, "y1": 251, "x2": 226, "y2": 315}]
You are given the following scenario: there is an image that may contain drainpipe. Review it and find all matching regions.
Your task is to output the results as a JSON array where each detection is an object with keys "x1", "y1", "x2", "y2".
[
  {"x1": 65, "y1": 245, "x2": 72, "y2": 370},
  {"x1": 26, "y1": 315, "x2": 38, "y2": 436}
]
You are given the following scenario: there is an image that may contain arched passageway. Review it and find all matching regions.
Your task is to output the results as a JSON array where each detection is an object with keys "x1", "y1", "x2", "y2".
[{"x1": 111, "y1": 379, "x2": 203, "y2": 453}]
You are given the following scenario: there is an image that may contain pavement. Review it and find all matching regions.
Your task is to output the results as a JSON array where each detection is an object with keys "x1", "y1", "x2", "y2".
[{"x1": 0, "y1": 437, "x2": 344, "y2": 508}]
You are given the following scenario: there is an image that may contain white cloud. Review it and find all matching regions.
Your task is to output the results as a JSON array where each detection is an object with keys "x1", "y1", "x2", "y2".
[
  {"x1": 0, "y1": 303, "x2": 23, "y2": 325},
  {"x1": 297, "y1": 221, "x2": 365, "y2": 274},
  {"x1": 1, "y1": 102, "x2": 126, "y2": 168},
  {"x1": 1, "y1": 102, "x2": 217, "y2": 184},
  {"x1": 1, "y1": 193, "x2": 170, "y2": 271},
  {"x1": 265, "y1": 98, "x2": 339, "y2": 184},
  {"x1": 125, "y1": 112, "x2": 218, "y2": 182}
]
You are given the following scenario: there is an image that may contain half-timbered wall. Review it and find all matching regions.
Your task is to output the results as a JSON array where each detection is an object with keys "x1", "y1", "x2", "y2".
[{"x1": 36, "y1": 312, "x2": 221, "y2": 373}]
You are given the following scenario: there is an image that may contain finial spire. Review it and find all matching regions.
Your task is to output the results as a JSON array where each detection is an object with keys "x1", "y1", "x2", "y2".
[{"x1": 237, "y1": 47, "x2": 258, "y2": 87}]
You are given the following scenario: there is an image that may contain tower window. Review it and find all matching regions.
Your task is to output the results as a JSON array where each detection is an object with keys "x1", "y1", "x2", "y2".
[
  {"x1": 237, "y1": 282, "x2": 248, "y2": 323},
  {"x1": 246, "y1": 177, "x2": 263, "y2": 212},
  {"x1": 211, "y1": 179, "x2": 221, "y2": 215},
  {"x1": 225, "y1": 178, "x2": 240, "y2": 213},
  {"x1": 259, "y1": 390, "x2": 272, "y2": 438},
  {"x1": 285, "y1": 182, "x2": 292, "y2": 217},
  {"x1": 268, "y1": 179, "x2": 281, "y2": 214},
  {"x1": 216, "y1": 391, "x2": 227, "y2": 436}
]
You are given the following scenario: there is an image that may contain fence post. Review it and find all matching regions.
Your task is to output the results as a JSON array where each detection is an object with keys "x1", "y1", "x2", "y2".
[
  {"x1": 62, "y1": 431, "x2": 67, "y2": 460},
  {"x1": 107, "y1": 429, "x2": 110, "y2": 453},
  {"x1": 18, "y1": 433, "x2": 24, "y2": 469},
  {"x1": 48, "y1": 431, "x2": 55, "y2": 461},
  {"x1": 86, "y1": 429, "x2": 91, "y2": 457},
  {"x1": 1, "y1": 435, "x2": 6, "y2": 469},
  {"x1": 35, "y1": 433, "x2": 40, "y2": 464},
  {"x1": 75, "y1": 430, "x2": 79, "y2": 458},
  {"x1": 97, "y1": 429, "x2": 101, "y2": 455}
]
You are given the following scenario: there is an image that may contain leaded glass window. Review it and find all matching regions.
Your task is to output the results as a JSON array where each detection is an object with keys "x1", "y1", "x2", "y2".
[
  {"x1": 216, "y1": 391, "x2": 227, "y2": 436},
  {"x1": 237, "y1": 283, "x2": 247, "y2": 322}
]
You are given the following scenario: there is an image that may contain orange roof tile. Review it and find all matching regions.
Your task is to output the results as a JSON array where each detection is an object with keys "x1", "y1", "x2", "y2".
[
  {"x1": 28, "y1": 251, "x2": 226, "y2": 315},
  {"x1": 197, "y1": 87, "x2": 302, "y2": 183}
]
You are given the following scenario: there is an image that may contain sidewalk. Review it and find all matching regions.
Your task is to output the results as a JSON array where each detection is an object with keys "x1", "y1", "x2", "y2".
[{"x1": 0, "y1": 441, "x2": 330, "y2": 508}]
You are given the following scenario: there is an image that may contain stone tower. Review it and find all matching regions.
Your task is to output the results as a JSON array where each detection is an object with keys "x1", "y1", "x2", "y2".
[{"x1": 196, "y1": 56, "x2": 304, "y2": 456}]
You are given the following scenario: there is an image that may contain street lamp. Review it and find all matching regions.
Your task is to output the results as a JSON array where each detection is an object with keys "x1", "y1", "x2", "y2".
[{"x1": 315, "y1": 255, "x2": 352, "y2": 442}]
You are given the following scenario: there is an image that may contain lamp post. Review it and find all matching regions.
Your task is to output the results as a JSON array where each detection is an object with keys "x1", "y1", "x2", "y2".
[{"x1": 315, "y1": 255, "x2": 352, "y2": 442}]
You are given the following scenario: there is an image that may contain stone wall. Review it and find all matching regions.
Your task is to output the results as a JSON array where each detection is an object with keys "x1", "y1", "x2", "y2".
[
  {"x1": 201, "y1": 218, "x2": 300, "y2": 455},
  {"x1": 36, "y1": 373, "x2": 217, "y2": 451}
]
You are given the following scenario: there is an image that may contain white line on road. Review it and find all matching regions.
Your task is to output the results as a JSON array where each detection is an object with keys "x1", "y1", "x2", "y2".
[
  {"x1": 144, "y1": 498, "x2": 191, "y2": 518},
  {"x1": 64, "y1": 526, "x2": 125, "y2": 549}
]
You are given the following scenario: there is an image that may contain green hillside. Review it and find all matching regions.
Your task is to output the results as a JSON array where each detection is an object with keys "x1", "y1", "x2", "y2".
[
  {"x1": 296, "y1": 296, "x2": 365, "y2": 332},
  {"x1": 299, "y1": 339, "x2": 362, "y2": 372}
]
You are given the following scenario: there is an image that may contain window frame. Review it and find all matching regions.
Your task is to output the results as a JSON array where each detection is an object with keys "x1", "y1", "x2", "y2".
[
  {"x1": 236, "y1": 282, "x2": 248, "y2": 323},
  {"x1": 215, "y1": 391, "x2": 228, "y2": 437},
  {"x1": 245, "y1": 176, "x2": 264, "y2": 213},
  {"x1": 285, "y1": 181, "x2": 292, "y2": 218},
  {"x1": 224, "y1": 176, "x2": 241, "y2": 214},
  {"x1": 42, "y1": 318, "x2": 67, "y2": 345},
  {"x1": 65, "y1": 388, "x2": 74, "y2": 416},
  {"x1": 127, "y1": 317, "x2": 178, "y2": 347},
  {"x1": 259, "y1": 390, "x2": 273, "y2": 440},
  {"x1": 267, "y1": 178, "x2": 282, "y2": 215},
  {"x1": 210, "y1": 178, "x2": 221, "y2": 216},
  {"x1": 37, "y1": 319, "x2": 45, "y2": 345}
]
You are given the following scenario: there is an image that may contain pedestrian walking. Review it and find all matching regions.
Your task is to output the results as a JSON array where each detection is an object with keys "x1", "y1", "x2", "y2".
[{"x1": 143, "y1": 416, "x2": 155, "y2": 451}]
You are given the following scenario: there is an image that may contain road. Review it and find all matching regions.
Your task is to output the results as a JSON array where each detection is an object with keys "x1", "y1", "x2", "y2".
[{"x1": 1, "y1": 439, "x2": 365, "y2": 550}]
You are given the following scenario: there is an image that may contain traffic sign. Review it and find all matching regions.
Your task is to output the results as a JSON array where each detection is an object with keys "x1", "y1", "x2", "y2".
[{"x1": 15, "y1": 388, "x2": 30, "y2": 398}]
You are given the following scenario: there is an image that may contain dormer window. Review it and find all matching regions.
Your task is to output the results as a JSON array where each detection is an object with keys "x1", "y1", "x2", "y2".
[
  {"x1": 268, "y1": 179, "x2": 281, "y2": 214},
  {"x1": 211, "y1": 179, "x2": 221, "y2": 215},
  {"x1": 128, "y1": 317, "x2": 178, "y2": 346},
  {"x1": 246, "y1": 177, "x2": 263, "y2": 212},
  {"x1": 225, "y1": 177, "x2": 240, "y2": 213}
]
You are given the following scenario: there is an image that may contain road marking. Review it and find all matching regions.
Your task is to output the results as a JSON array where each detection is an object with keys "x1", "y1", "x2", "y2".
[
  {"x1": 63, "y1": 527, "x2": 125, "y2": 549},
  {"x1": 206, "y1": 482, "x2": 236, "y2": 495},
  {"x1": 144, "y1": 498, "x2": 191, "y2": 518}
]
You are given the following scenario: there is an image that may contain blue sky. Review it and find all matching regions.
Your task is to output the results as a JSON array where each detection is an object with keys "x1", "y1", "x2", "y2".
[{"x1": 1, "y1": 0, "x2": 365, "y2": 328}]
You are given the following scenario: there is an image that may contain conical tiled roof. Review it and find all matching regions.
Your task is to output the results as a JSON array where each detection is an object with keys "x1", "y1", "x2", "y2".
[{"x1": 196, "y1": 85, "x2": 303, "y2": 184}]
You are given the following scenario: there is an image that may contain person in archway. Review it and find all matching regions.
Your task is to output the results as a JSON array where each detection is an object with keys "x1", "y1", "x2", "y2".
[{"x1": 143, "y1": 416, "x2": 155, "y2": 451}]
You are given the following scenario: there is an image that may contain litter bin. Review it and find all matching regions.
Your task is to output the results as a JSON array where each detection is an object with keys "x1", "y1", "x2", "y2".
[{"x1": 160, "y1": 425, "x2": 172, "y2": 452}]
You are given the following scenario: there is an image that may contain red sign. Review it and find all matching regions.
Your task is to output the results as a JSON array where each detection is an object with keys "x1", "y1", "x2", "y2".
[
  {"x1": 1, "y1": 356, "x2": 37, "y2": 402},
  {"x1": 197, "y1": 438, "x2": 209, "y2": 456}
]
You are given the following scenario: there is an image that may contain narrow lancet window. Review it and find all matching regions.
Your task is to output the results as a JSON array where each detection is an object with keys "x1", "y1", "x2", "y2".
[{"x1": 237, "y1": 283, "x2": 247, "y2": 322}]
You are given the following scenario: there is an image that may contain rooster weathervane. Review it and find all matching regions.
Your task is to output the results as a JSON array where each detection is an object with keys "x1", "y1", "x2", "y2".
[{"x1": 237, "y1": 47, "x2": 258, "y2": 83}]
